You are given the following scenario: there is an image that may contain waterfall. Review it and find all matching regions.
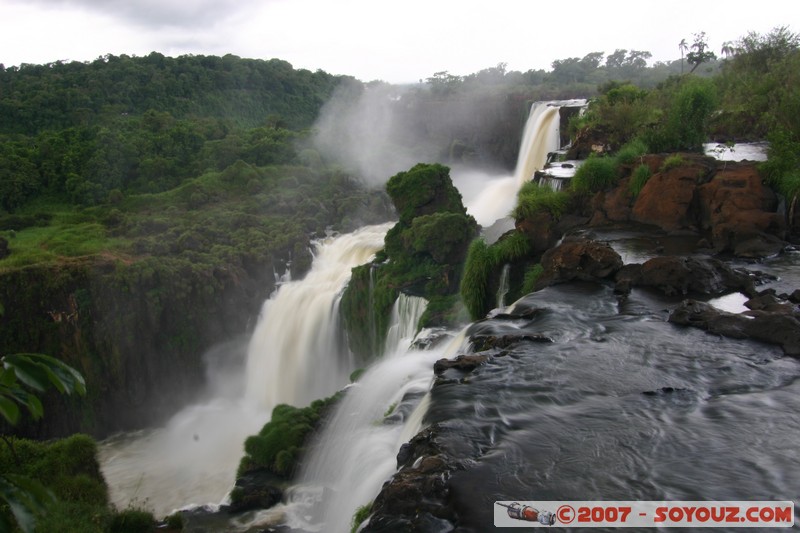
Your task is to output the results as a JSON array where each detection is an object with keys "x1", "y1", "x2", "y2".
[
  {"x1": 99, "y1": 223, "x2": 391, "y2": 519},
  {"x1": 288, "y1": 330, "x2": 467, "y2": 533},
  {"x1": 513, "y1": 103, "x2": 562, "y2": 186},
  {"x1": 383, "y1": 293, "x2": 428, "y2": 356},
  {"x1": 461, "y1": 101, "x2": 565, "y2": 227},
  {"x1": 245, "y1": 223, "x2": 392, "y2": 410},
  {"x1": 100, "y1": 100, "x2": 585, "y2": 527},
  {"x1": 496, "y1": 263, "x2": 511, "y2": 309}
]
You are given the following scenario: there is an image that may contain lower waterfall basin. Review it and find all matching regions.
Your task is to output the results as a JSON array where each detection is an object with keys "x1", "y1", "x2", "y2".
[{"x1": 421, "y1": 282, "x2": 800, "y2": 531}]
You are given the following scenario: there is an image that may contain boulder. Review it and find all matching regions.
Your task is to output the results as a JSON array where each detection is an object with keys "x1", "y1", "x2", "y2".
[
  {"x1": 364, "y1": 424, "x2": 458, "y2": 532},
  {"x1": 515, "y1": 211, "x2": 560, "y2": 255},
  {"x1": 621, "y1": 256, "x2": 756, "y2": 296},
  {"x1": 669, "y1": 299, "x2": 800, "y2": 356},
  {"x1": 535, "y1": 237, "x2": 623, "y2": 289}
]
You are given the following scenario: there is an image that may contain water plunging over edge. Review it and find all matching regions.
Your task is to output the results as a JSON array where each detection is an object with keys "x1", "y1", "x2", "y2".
[{"x1": 99, "y1": 223, "x2": 392, "y2": 519}]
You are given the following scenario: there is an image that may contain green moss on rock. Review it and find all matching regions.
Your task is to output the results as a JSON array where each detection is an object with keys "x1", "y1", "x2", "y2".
[{"x1": 341, "y1": 164, "x2": 478, "y2": 361}]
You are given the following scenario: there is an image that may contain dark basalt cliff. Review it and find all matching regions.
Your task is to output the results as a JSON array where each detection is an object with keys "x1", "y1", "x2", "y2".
[{"x1": 0, "y1": 253, "x2": 281, "y2": 438}]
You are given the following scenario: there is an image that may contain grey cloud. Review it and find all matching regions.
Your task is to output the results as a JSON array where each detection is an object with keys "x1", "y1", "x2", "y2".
[{"x1": 18, "y1": 0, "x2": 258, "y2": 29}]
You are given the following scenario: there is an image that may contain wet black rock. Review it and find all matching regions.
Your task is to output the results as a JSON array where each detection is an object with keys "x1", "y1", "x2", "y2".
[
  {"x1": 668, "y1": 299, "x2": 800, "y2": 356},
  {"x1": 227, "y1": 468, "x2": 284, "y2": 514},
  {"x1": 616, "y1": 256, "x2": 758, "y2": 297},
  {"x1": 363, "y1": 425, "x2": 458, "y2": 532}
]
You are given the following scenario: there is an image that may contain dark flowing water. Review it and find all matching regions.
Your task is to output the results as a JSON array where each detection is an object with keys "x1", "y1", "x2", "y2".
[{"x1": 424, "y1": 282, "x2": 800, "y2": 531}]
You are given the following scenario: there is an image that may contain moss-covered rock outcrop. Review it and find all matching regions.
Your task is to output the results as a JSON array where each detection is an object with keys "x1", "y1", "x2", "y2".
[
  {"x1": 230, "y1": 393, "x2": 340, "y2": 512},
  {"x1": 341, "y1": 164, "x2": 477, "y2": 361}
]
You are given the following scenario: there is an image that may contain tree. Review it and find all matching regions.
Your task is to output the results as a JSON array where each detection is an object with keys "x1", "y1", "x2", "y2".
[
  {"x1": 1, "y1": 353, "x2": 87, "y2": 533},
  {"x1": 679, "y1": 38, "x2": 689, "y2": 74},
  {"x1": 687, "y1": 32, "x2": 717, "y2": 73},
  {"x1": 721, "y1": 41, "x2": 736, "y2": 59},
  {"x1": 606, "y1": 49, "x2": 628, "y2": 69}
]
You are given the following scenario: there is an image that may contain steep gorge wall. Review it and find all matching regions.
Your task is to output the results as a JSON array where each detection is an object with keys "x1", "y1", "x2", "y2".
[{"x1": 0, "y1": 254, "x2": 283, "y2": 439}]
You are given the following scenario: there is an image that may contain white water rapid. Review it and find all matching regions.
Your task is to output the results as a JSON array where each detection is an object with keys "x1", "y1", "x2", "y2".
[
  {"x1": 99, "y1": 99, "x2": 569, "y2": 528},
  {"x1": 244, "y1": 224, "x2": 392, "y2": 409},
  {"x1": 284, "y1": 329, "x2": 467, "y2": 533},
  {"x1": 99, "y1": 223, "x2": 391, "y2": 519}
]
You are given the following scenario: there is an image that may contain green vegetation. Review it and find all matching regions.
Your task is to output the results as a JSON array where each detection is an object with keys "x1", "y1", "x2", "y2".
[
  {"x1": 512, "y1": 182, "x2": 569, "y2": 220},
  {"x1": 628, "y1": 164, "x2": 652, "y2": 196},
  {"x1": 660, "y1": 154, "x2": 686, "y2": 172},
  {"x1": 0, "y1": 353, "x2": 154, "y2": 533},
  {"x1": 460, "y1": 239, "x2": 494, "y2": 320},
  {"x1": 351, "y1": 502, "x2": 373, "y2": 533},
  {"x1": 570, "y1": 154, "x2": 620, "y2": 193},
  {"x1": 341, "y1": 164, "x2": 478, "y2": 360},
  {"x1": 460, "y1": 231, "x2": 535, "y2": 320},
  {"x1": 236, "y1": 393, "x2": 341, "y2": 482},
  {"x1": 521, "y1": 264, "x2": 544, "y2": 294}
]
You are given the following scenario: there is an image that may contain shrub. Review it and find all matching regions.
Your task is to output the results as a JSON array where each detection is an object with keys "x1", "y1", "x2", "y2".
[
  {"x1": 761, "y1": 128, "x2": 800, "y2": 200},
  {"x1": 460, "y1": 239, "x2": 493, "y2": 320},
  {"x1": 647, "y1": 77, "x2": 717, "y2": 152},
  {"x1": 512, "y1": 182, "x2": 569, "y2": 220},
  {"x1": 628, "y1": 164, "x2": 652, "y2": 196},
  {"x1": 660, "y1": 154, "x2": 686, "y2": 172},
  {"x1": 614, "y1": 138, "x2": 649, "y2": 165},
  {"x1": 521, "y1": 264, "x2": 544, "y2": 294},
  {"x1": 237, "y1": 393, "x2": 341, "y2": 481},
  {"x1": 570, "y1": 154, "x2": 619, "y2": 192},
  {"x1": 107, "y1": 508, "x2": 156, "y2": 533}
]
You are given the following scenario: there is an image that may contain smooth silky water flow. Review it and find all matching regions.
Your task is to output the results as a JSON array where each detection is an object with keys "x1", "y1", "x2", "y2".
[
  {"x1": 96, "y1": 99, "x2": 590, "y2": 527},
  {"x1": 96, "y1": 100, "x2": 800, "y2": 532},
  {"x1": 98, "y1": 223, "x2": 392, "y2": 519},
  {"x1": 424, "y1": 282, "x2": 800, "y2": 528}
]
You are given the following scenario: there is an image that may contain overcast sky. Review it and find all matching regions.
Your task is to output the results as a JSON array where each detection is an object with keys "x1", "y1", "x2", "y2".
[{"x1": 0, "y1": 0, "x2": 797, "y2": 84}]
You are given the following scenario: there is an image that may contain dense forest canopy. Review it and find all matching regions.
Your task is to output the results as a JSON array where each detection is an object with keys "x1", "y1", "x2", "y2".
[{"x1": 0, "y1": 27, "x2": 798, "y2": 268}]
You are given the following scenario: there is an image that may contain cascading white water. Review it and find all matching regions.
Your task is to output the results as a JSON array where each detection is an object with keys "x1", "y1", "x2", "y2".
[
  {"x1": 245, "y1": 223, "x2": 392, "y2": 409},
  {"x1": 99, "y1": 223, "x2": 392, "y2": 519},
  {"x1": 286, "y1": 330, "x2": 467, "y2": 533},
  {"x1": 100, "y1": 99, "x2": 578, "y2": 526},
  {"x1": 513, "y1": 104, "x2": 561, "y2": 186},
  {"x1": 461, "y1": 102, "x2": 564, "y2": 227},
  {"x1": 383, "y1": 293, "x2": 428, "y2": 356}
]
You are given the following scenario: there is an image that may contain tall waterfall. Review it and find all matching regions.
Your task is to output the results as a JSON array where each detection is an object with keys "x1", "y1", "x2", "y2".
[
  {"x1": 245, "y1": 223, "x2": 392, "y2": 410},
  {"x1": 513, "y1": 103, "x2": 561, "y2": 186},
  {"x1": 100, "y1": 100, "x2": 575, "y2": 527},
  {"x1": 99, "y1": 223, "x2": 391, "y2": 519},
  {"x1": 461, "y1": 101, "x2": 564, "y2": 227}
]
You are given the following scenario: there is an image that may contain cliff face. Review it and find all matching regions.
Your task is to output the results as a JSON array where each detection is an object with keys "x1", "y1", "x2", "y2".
[{"x1": 0, "y1": 254, "x2": 281, "y2": 438}]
